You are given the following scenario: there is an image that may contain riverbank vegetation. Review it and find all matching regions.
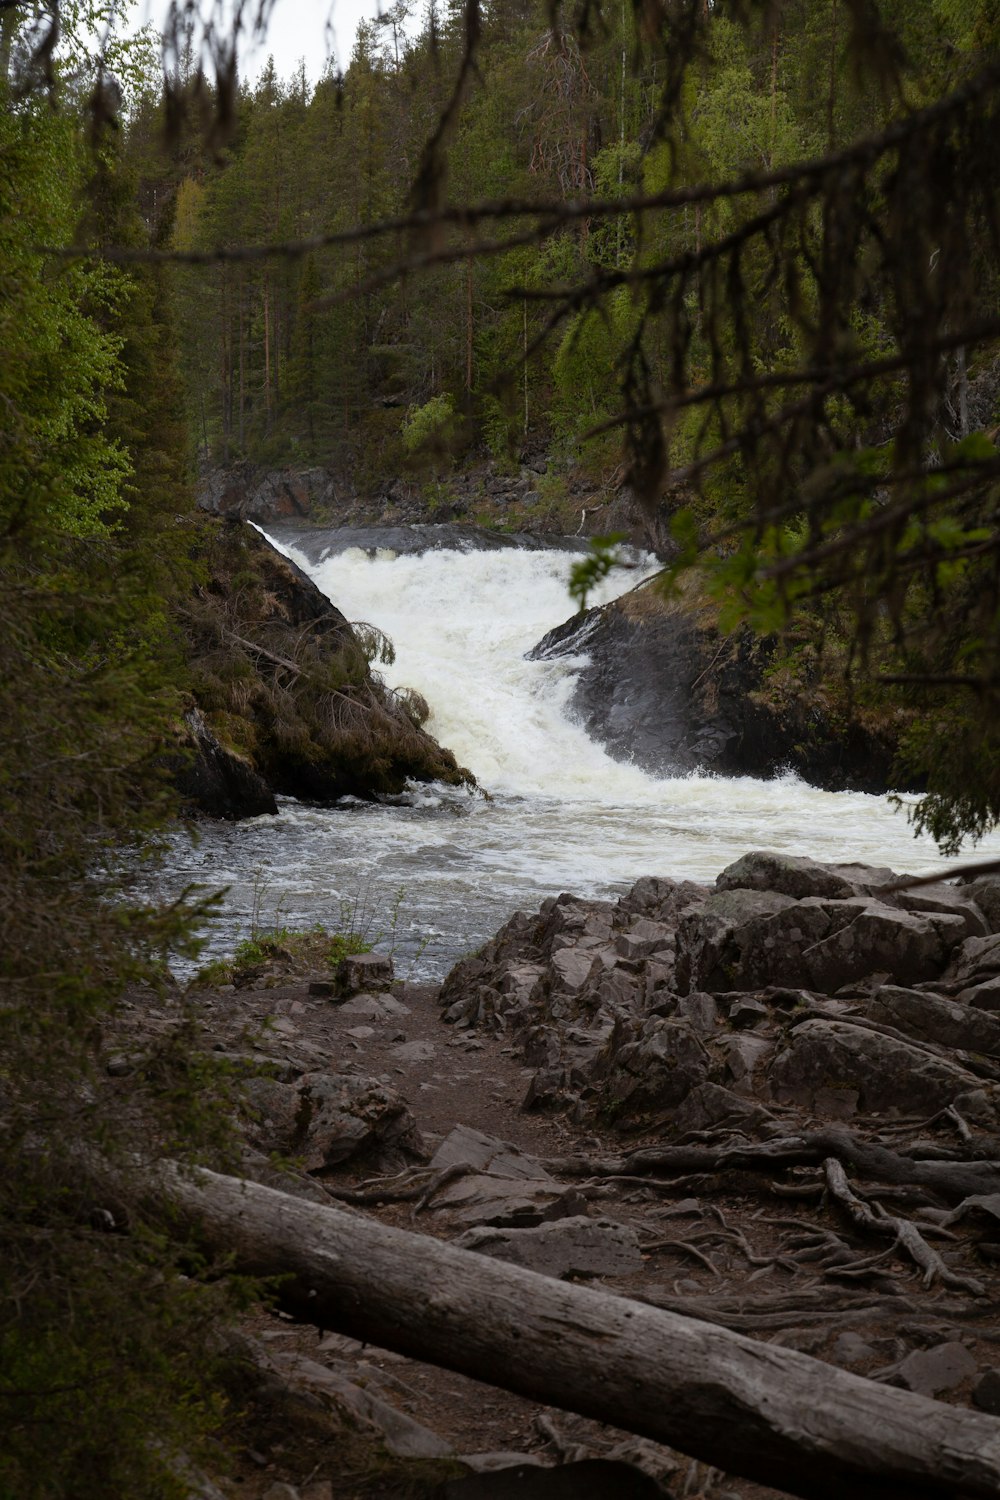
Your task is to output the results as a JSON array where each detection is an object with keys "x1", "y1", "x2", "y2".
[{"x1": 4, "y1": 0, "x2": 1000, "y2": 1493}]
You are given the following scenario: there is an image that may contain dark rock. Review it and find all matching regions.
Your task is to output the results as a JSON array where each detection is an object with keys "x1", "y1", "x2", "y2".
[
  {"x1": 728, "y1": 997, "x2": 769, "y2": 1028},
  {"x1": 616, "y1": 875, "x2": 709, "y2": 923},
  {"x1": 676, "y1": 991, "x2": 719, "y2": 1035},
  {"x1": 681, "y1": 890, "x2": 957, "y2": 996},
  {"x1": 614, "y1": 918, "x2": 675, "y2": 961},
  {"x1": 247, "y1": 1071, "x2": 425, "y2": 1171},
  {"x1": 198, "y1": 463, "x2": 341, "y2": 523},
  {"x1": 671, "y1": 1082, "x2": 773, "y2": 1135},
  {"x1": 429, "y1": 1126, "x2": 553, "y2": 1181},
  {"x1": 106, "y1": 1053, "x2": 139, "y2": 1076},
  {"x1": 169, "y1": 707, "x2": 278, "y2": 820},
  {"x1": 943, "y1": 933, "x2": 1000, "y2": 988},
  {"x1": 716, "y1": 851, "x2": 895, "y2": 901},
  {"x1": 241, "y1": 1075, "x2": 304, "y2": 1153},
  {"x1": 722, "y1": 1032, "x2": 775, "y2": 1088},
  {"x1": 338, "y1": 992, "x2": 410, "y2": 1020},
  {"x1": 972, "y1": 1369, "x2": 1000, "y2": 1414},
  {"x1": 897, "y1": 885, "x2": 989, "y2": 939},
  {"x1": 550, "y1": 947, "x2": 601, "y2": 993},
  {"x1": 869, "y1": 985, "x2": 1000, "y2": 1056},
  {"x1": 678, "y1": 888, "x2": 799, "y2": 992},
  {"x1": 799, "y1": 905, "x2": 962, "y2": 992},
  {"x1": 962, "y1": 876, "x2": 1000, "y2": 933},
  {"x1": 452, "y1": 1216, "x2": 643, "y2": 1278},
  {"x1": 527, "y1": 584, "x2": 907, "y2": 792},
  {"x1": 894, "y1": 1341, "x2": 977, "y2": 1395},
  {"x1": 961, "y1": 977, "x2": 1000, "y2": 1011},
  {"x1": 770, "y1": 1019, "x2": 985, "y2": 1114},
  {"x1": 177, "y1": 520, "x2": 474, "y2": 812},
  {"x1": 600, "y1": 1017, "x2": 712, "y2": 1114},
  {"x1": 430, "y1": 1173, "x2": 586, "y2": 1227}
]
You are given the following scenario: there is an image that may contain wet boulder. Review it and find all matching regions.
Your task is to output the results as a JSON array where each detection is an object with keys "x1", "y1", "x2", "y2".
[{"x1": 716, "y1": 851, "x2": 897, "y2": 902}]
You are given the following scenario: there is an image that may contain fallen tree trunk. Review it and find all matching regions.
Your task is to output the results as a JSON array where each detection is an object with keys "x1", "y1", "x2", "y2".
[{"x1": 154, "y1": 1163, "x2": 1000, "y2": 1500}]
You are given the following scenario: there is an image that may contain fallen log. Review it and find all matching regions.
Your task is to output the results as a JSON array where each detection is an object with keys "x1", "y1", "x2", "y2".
[{"x1": 155, "y1": 1163, "x2": 1000, "y2": 1500}]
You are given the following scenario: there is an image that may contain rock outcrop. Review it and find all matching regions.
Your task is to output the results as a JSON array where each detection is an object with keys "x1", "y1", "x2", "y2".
[
  {"x1": 530, "y1": 579, "x2": 908, "y2": 792},
  {"x1": 438, "y1": 849, "x2": 1000, "y2": 1129},
  {"x1": 174, "y1": 517, "x2": 474, "y2": 815},
  {"x1": 168, "y1": 706, "x2": 278, "y2": 819},
  {"x1": 198, "y1": 464, "x2": 345, "y2": 524}
]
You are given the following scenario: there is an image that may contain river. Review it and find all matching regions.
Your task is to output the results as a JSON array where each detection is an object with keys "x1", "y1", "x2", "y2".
[{"x1": 161, "y1": 524, "x2": 1000, "y2": 979}]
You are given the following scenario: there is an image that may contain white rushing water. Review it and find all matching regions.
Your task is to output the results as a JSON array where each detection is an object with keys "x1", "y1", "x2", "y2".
[{"x1": 163, "y1": 527, "x2": 1000, "y2": 978}]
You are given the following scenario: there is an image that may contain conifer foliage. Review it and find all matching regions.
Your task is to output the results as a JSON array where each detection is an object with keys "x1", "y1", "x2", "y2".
[{"x1": 0, "y1": 26, "x2": 241, "y2": 1498}]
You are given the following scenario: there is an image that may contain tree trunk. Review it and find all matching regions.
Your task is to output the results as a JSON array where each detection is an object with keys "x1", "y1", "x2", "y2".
[
  {"x1": 828, "y1": 0, "x2": 839, "y2": 151},
  {"x1": 238, "y1": 275, "x2": 246, "y2": 452},
  {"x1": 155, "y1": 1163, "x2": 1000, "y2": 1500},
  {"x1": 957, "y1": 343, "x2": 970, "y2": 437},
  {"x1": 264, "y1": 277, "x2": 272, "y2": 430},
  {"x1": 221, "y1": 270, "x2": 231, "y2": 463},
  {"x1": 523, "y1": 299, "x2": 529, "y2": 436},
  {"x1": 465, "y1": 256, "x2": 474, "y2": 405}
]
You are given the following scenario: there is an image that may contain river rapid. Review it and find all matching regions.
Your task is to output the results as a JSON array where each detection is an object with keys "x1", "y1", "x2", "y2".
[{"x1": 163, "y1": 524, "x2": 1000, "y2": 979}]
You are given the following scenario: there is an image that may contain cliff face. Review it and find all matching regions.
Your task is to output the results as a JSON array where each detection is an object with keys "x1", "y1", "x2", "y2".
[
  {"x1": 198, "y1": 464, "x2": 344, "y2": 525},
  {"x1": 531, "y1": 577, "x2": 910, "y2": 794},
  {"x1": 173, "y1": 518, "x2": 474, "y2": 817}
]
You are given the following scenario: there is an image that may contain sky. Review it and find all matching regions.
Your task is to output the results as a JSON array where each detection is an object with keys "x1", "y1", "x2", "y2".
[{"x1": 132, "y1": 0, "x2": 390, "y2": 84}]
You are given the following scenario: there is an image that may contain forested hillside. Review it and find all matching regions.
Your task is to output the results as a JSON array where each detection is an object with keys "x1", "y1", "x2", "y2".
[{"x1": 142, "y1": 2, "x2": 997, "y2": 489}]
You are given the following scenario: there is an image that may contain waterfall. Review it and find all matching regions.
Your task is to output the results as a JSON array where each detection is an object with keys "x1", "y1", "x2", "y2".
[{"x1": 161, "y1": 526, "x2": 1000, "y2": 978}]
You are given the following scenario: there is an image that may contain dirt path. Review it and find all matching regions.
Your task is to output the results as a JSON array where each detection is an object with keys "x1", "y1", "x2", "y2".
[{"x1": 177, "y1": 974, "x2": 832, "y2": 1499}]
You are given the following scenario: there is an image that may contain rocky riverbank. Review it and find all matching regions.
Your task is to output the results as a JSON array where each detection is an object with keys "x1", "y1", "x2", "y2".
[
  {"x1": 532, "y1": 577, "x2": 907, "y2": 793},
  {"x1": 168, "y1": 518, "x2": 473, "y2": 817},
  {"x1": 196, "y1": 460, "x2": 650, "y2": 549},
  {"x1": 116, "y1": 850, "x2": 1000, "y2": 1498}
]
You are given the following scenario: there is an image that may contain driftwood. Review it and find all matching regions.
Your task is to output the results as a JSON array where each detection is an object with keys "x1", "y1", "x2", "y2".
[{"x1": 155, "y1": 1162, "x2": 1000, "y2": 1500}]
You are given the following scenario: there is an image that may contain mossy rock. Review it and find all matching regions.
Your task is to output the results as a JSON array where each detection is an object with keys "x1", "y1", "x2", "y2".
[{"x1": 174, "y1": 517, "x2": 474, "y2": 815}]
